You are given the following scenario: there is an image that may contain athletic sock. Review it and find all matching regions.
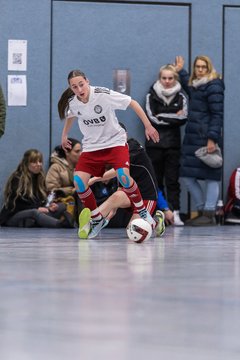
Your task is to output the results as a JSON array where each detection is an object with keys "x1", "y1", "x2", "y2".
[
  {"x1": 124, "y1": 180, "x2": 145, "y2": 213},
  {"x1": 78, "y1": 187, "x2": 97, "y2": 210},
  {"x1": 78, "y1": 187, "x2": 102, "y2": 220},
  {"x1": 124, "y1": 181, "x2": 155, "y2": 227}
]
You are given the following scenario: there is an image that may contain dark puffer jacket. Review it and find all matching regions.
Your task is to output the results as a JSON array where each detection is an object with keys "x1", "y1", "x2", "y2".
[{"x1": 179, "y1": 69, "x2": 224, "y2": 181}]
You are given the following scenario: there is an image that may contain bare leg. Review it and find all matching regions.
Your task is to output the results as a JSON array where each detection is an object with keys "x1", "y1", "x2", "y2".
[{"x1": 98, "y1": 190, "x2": 131, "y2": 220}]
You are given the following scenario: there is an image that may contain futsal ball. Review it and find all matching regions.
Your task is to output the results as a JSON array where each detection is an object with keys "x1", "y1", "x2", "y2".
[{"x1": 127, "y1": 218, "x2": 152, "y2": 243}]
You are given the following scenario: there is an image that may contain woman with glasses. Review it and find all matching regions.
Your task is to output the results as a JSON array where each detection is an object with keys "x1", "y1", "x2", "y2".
[
  {"x1": 145, "y1": 64, "x2": 188, "y2": 226},
  {"x1": 175, "y1": 55, "x2": 224, "y2": 226}
]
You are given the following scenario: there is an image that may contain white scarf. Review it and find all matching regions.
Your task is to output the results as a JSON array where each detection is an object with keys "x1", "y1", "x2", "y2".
[
  {"x1": 192, "y1": 76, "x2": 210, "y2": 88},
  {"x1": 153, "y1": 81, "x2": 181, "y2": 105}
]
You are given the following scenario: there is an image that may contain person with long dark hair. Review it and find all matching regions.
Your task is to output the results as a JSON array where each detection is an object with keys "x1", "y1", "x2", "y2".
[
  {"x1": 46, "y1": 138, "x2": 82, "y2": 222},
  {"x1": 0, "y1": 149, "x2": 73, "y2": 228},
  {"x1": 58, "y1": 69, "x2": 159, "y2": 239}
]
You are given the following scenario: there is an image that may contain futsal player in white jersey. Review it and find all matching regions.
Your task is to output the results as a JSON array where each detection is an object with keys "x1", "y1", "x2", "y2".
[{"x1": 58, "y1": 70, "x2": 159, "y2": 239}]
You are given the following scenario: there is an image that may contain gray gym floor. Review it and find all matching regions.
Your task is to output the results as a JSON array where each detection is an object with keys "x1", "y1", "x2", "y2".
[{"x1": 0, "y1": 225, "x2": 240, "y2": 360}]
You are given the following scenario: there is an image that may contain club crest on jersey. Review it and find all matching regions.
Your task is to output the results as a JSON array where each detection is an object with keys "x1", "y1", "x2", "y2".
[{"x1": 94, "y1": 105, "x2": 102, "y2": 114}]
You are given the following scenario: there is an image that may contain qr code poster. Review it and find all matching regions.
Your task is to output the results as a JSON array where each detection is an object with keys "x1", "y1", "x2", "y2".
[{"x1": 8, "y1": 40, "x2": 27, "y2": 71}]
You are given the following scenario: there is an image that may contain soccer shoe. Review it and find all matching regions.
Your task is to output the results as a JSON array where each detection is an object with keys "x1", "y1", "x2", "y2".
[
  {"x1": 138, "y1": 208, "x2": 156, "y2": 228},
  {"x1": 78, "y1": 208, "x2": 91, "y2": 239},
  {"x1": 88, "y1": 217, "x2": 109, "y2": 239},
  {"x1": 154, "y1": 210, "x2": 166, "y2": 237}
]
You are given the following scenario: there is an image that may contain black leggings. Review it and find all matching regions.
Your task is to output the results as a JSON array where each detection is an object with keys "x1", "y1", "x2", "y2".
[{"x1": 6, "y1": 203, "x2": 67, "y2": 228}]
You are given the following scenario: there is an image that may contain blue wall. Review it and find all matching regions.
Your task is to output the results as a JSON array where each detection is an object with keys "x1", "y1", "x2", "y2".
[{"x1": 0, "y1": 0, "x2": 239, "y2": 212}]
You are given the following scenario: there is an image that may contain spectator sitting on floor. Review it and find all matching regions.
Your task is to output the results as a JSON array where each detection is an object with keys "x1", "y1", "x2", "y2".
[
  {"x1": 0, "y1": 149, "x2": 74, "y2": 228},
  {"x1": 46, "y1": 138, "x2": 82, "y2": 223}
]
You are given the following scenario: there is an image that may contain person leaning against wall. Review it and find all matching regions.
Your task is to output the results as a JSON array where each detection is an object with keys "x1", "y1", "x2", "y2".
[
  {"x1": 174, "y1": 55, "x2": 225, "y2": 226},
  {"x1": 0, "y1": 83, "x2": 6, "y2": 139},
  {"x1": 45, "y1": 138, "x2": 83, "y2": 223},
  {"x1": 145, "y1": 64, "x2": 188, "y2": 226}
]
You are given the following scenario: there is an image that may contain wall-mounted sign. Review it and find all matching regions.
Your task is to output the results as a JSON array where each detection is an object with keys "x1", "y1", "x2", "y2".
[
  {"x1": 8, "y1": 39, "x2": 27, "y2": 71},
  {"x1": 8, "y1": 75, "x2": 27, "y2": 106}
]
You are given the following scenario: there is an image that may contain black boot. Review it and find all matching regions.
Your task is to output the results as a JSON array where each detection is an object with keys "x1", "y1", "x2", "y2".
[
  {"x1": 61, "y1": 211, "x2": 75, "y2": 228},
  {"x1": 191, "y1": 210, "x2": 216, "y2": 226},
  {"x1": 185, "y1": 210, "x2": 203, "y2": 226}
]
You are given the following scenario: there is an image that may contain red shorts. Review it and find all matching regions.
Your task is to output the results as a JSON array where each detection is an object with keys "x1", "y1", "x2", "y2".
[{"x1": 75, "y1": 145, "x2": 130, "y2": 177}]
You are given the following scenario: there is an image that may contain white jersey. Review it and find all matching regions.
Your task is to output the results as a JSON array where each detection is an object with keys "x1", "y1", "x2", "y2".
[{"x1": 67, "y1": 86, "x2": 131, "y2": 152}]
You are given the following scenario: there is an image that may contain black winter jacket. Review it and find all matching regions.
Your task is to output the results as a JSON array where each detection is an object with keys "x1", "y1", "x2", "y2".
[
  {"x1": 145, "y1": 84, "x2": 187, "y2": 149},
  {"x1": 128, "y1": 138, "x2": 158, "y2": 200}
]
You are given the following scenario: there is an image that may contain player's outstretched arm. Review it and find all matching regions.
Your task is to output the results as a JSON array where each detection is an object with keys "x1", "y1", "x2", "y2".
[{"x1": 129, "y1": 100, "x2": 159, "y2": 143}]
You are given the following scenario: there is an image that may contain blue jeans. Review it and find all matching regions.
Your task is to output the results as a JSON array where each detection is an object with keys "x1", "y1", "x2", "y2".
[{"x1": 183, "y1": 177, "x2": 220, "y2": 211}]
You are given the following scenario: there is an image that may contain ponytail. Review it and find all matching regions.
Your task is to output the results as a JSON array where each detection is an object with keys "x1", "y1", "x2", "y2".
[{"x1": 58, "y1": 88, "x2": 74, "y2": 120}]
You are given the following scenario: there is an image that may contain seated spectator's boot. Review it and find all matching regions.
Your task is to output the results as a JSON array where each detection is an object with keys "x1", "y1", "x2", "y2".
[
  {"x1": 61, "y1": 211, "x2": 75, "y2": 228},
  {"x1": 191, "y1": 210, "x2": 216, "y2": 226}
]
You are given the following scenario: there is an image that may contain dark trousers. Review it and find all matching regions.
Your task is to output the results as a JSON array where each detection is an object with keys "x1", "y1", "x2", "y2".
[
  {"x1": 146, "y1": 147, "x2": 181, "y2": 210},
  {"x1": 6, "y1": 203, "x2": 67, "y2": 228}
]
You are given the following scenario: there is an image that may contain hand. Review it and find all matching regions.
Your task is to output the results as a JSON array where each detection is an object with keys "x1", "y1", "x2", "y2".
[
  {"x1": 61, "y1": 136, "x2": 72, "y2": 151},
  {"x1": 164, "y1": 209, "x2": 174, "y2": 225},
  {"x1": 174, "y1": 56, "x2": 184, "y2": 72},
  {"x1": 207, "y1": 139, "x2": 216, "y2": 153},
  {"x1": 176, "y1": 110, "x2": 184, "y2": 116},
  {"x1": 88, "y1": 176, "x2": 101, "y2": 186},
  {"x1": 38, "y1": 207, "x2": 49, "y2": 213},
  {"x1": 145, "y1": 125, "x2": 159, "y2": 143},
  {"x1": 48, "y1": 202, "x2": 58, "y2": 212}
]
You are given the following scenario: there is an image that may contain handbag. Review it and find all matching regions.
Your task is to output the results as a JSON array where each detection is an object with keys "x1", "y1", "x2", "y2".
[{"x1": 195, "y1": 144, "x2": 223, "y2": 168}]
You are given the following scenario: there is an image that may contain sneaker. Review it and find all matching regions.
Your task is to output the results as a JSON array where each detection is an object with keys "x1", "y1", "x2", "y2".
[
  {"x1": 78, "y1": 208, "x2": 91, "y2": 239},
  {"x1": 154, "y1": 210, "x2": 165, "y2": 237},
  {"x1": 173, "y1": 210, "x2": 184, "y2": 226},
  {"x1": 88, "y1": 217, "x2": 109, "y2": 239},
  {"x1": 139, "y1": 208, "x2": 156, "y2": 228}
]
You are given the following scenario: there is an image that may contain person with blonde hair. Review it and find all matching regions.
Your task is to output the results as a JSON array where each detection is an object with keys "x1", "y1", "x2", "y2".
[
  {"x1": 145, "y1": 63, "x2": 188, "y2": 226},
  {"x1": 175, "y1": 55, "x2": 224, "y2": 226}
]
